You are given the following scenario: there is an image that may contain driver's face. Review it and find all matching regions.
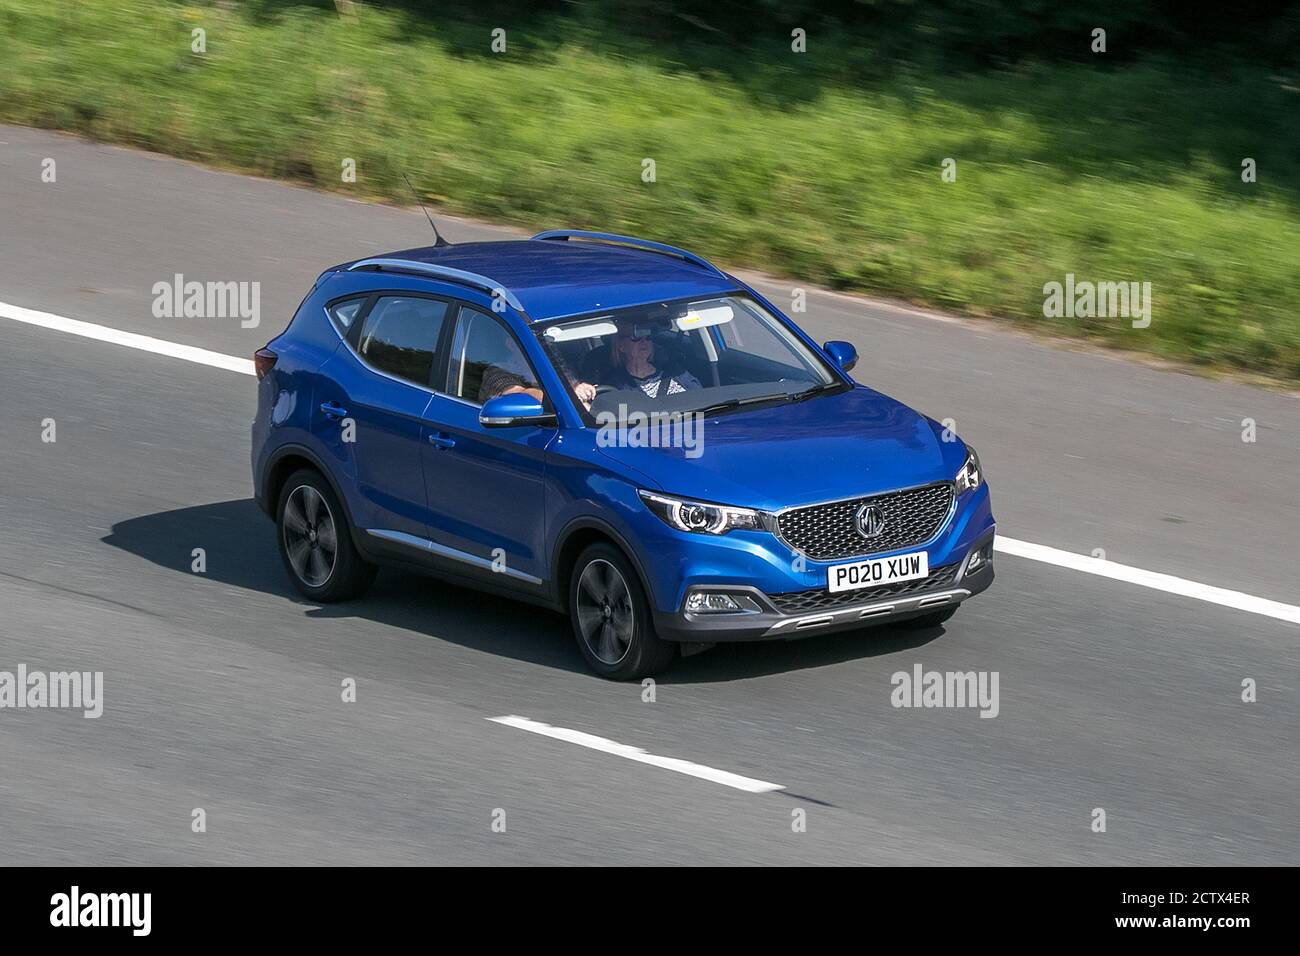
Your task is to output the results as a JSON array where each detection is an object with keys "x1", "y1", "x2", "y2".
[{"x1": 618, "y1": 332, "x2": 653, "y2": 362}]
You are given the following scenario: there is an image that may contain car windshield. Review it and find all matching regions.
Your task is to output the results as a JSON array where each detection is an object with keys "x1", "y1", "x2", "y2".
[{"x1": 538, "y1": 294, "x2": 840, "y2": 423}]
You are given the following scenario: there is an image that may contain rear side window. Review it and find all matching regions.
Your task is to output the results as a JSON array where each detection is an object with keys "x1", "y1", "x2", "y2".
[
  {"x1": 328, "y1": 297, "x2": 367, "y2": 334},
  {"x1": 446, "y1": 307, "x2": 542, "y2": 405},
  {"x1": 355, "y1": 296, "x2": 449, "y2": 387}
]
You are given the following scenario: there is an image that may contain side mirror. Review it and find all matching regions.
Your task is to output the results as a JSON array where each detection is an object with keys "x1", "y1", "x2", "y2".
[
  {"x1": 823, "y1": 340, "x2": 858, "y2": 374},
  {"x1": 479, "y1": 392, "x2": 557, "y2": 428}
]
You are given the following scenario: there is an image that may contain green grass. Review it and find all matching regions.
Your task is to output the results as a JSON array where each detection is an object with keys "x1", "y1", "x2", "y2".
[{"x1": 3, "y1": 0, "x2": 1299, "y2": 379}]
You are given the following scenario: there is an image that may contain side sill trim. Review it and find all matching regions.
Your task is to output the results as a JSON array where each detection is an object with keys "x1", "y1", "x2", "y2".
[{"x1": 365, "y1": 529, "x2": 544, "y2": 585}]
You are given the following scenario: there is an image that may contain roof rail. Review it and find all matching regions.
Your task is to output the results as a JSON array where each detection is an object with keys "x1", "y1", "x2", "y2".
[
  {"x1": 531, "y1": 230, "x2": 725, "y2": 277},
  {"x1": 347, "y1": 258, "x2": 525, "y2": 313}
]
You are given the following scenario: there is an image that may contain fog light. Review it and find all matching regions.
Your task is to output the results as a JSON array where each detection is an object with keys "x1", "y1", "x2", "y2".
[
  {"x1": 685, "y1": 592, "x2": 743, "y2": 614},
  {"x1": 966, "y1": 543, "x2": 992, "y2": 573}
]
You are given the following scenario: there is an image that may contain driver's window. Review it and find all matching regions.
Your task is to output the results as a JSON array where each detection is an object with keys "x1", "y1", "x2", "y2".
[{"x1": 447, "y1": 307, "x2": 544, "y2": 406}]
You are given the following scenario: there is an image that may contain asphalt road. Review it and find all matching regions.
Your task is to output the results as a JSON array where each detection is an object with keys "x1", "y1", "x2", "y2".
[{"x1": 0, "y1": 124, "x2": 1296, "y2": 865}]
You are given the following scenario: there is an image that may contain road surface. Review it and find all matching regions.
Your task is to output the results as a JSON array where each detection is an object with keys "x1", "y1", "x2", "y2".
[{"x1": 0, "y1": 124, "x2": 1296, "y2": 864}]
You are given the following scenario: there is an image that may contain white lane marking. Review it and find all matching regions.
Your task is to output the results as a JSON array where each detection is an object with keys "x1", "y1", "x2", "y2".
[
  {"x1": 0, "y1": 301, "x2": 255, "y2": 375},
  {"x1": 995, "y1": 537, "x2": 1300, "y2": 625},
  {"x1": 487, "y1": 715, "x2": 785, "y2": 793},
  {"x1": 5, "y1": 302, "x2": 1298, "y2": 627}
]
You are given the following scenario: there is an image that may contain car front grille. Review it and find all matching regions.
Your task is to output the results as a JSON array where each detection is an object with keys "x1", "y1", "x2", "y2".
[
  {"x1": 775, "y1": 482, "x2": 954, "y2": 561},
  {"x1": 767, "y1": 562, "x2": 960, "y2": 615}
]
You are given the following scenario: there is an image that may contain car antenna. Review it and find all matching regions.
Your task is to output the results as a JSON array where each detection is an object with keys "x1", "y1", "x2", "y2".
[{"x1": 402, "y1": 172, "x2": 450, "y2": 247}]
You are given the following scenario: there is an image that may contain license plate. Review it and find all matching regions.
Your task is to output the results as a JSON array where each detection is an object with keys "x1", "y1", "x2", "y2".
[{"x1": 827, "y1": 550, "x2": 929, "y2": 593}]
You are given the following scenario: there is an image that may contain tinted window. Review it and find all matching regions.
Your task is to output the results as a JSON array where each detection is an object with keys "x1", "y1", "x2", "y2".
[
  {"x1": 328, "y1": 297, "x2": 367, "y2": 334},
  {"x1": 447, "y1": 308, "x2": 542, "y2": 405},
  {"x1": 355, "y1": 296, "x2": 448, "y2": 387}
]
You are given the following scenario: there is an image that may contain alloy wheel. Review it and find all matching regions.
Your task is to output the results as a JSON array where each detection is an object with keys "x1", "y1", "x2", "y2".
[
  {"x1": 282, "y1": 484, "x2": 338, "y2": 588},
  {"x1": 575, "y1": 559, "x2": 635, "y2": 665}
]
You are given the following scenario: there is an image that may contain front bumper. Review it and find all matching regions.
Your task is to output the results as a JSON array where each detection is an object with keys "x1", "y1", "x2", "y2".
[{"x1": 652, "y1": 530, "x2": 995, "y2": 643}]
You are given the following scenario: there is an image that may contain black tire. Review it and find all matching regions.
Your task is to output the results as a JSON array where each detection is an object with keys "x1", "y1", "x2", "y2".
[
  {"x1": 899, "y1": 605, "x2": 958, "y2": 629},
  {"x1": 568, "y1": 543, "x2": 676, "y2": 680},
  {"x1": 276, "y1": 468, "x2": 376, "y2": 602}
]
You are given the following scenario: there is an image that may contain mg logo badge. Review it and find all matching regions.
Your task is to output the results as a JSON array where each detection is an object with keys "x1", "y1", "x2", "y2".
[{"x1": 855, "y1": 504, "x2": 885, "y2": 538}]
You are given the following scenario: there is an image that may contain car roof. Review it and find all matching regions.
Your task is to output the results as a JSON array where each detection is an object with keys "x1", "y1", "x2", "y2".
[{"x1": 332, "y1": 237, "x2": 742, "y2": 321}]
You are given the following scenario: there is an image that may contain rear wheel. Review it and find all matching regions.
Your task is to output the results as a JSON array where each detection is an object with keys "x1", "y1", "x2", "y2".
[
  {"x1": 569, "y1": 543, "x2": 676, "y2": 680},
  {"x1": 276, "y1": 468, "x2": 376, "y2": 602}
]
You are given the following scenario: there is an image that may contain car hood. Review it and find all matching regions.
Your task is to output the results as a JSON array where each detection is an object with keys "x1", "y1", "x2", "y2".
[{"x1": 594, "y1": 385, "x2": 964, "y2": 511}]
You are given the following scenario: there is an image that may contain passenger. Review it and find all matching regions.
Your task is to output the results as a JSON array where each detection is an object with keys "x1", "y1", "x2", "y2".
[
  {"x1": 481, "y1": 358, "x2": 597, "y2": 408},
  {"x1": 478, "y1": 360, "x2": 545, "y2": 404}
]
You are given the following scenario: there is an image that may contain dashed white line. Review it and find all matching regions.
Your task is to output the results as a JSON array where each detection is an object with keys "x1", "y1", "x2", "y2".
[
  {"x1": 994, "y1": 537, "x2": 1300, "y2": 625},
  {"x1": 487, "y1": 715, "x2": 785, "y2": 793},
  {"x1": 0, "y1": 300, "x2": 255, "y2": 376},
  {"x1": 4, "y1": 300, "x2": 1298, "y2": 628}
]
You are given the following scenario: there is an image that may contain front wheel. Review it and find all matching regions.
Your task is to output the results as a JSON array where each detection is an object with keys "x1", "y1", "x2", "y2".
[
  {"x1": 569, "y1": 543, "x2": 676, "y2": 680},
  {"x1": 276, "y1": 468, "x2": 376, "y2": 602}
]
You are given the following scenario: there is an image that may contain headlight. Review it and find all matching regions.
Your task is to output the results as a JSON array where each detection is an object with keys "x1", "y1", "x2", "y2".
[
  {"x1": 954, "y1": 446, "x2": 983, "y2": 495},
  {"x1": 638, "y1": 490, "x2": 762, "y2": 535}
]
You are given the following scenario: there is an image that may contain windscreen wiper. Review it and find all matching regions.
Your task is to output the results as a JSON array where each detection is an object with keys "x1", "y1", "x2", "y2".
[
  {"x1": 696, "y1": 393, "x2": 790, "y2": 416},
  {"x1": 786, "y1": 382, "x2": 841, "y2": 403}
]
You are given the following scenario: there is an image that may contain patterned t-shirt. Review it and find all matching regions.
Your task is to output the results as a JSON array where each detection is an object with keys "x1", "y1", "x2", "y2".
[{"x1": 608, "y1": 367, "x2": 702, "y2": 398}]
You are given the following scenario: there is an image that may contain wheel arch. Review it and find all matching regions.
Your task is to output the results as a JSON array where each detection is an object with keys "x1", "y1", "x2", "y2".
[
  {"x1": 551, "y1": 517, "x2": 658, "y2": 614},
  {"x1": 262, "y1": 444, "x2": 360, "y2": 534}
]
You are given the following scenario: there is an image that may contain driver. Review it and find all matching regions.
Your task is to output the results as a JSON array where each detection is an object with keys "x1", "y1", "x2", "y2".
[{"x1": 600, "y1": 320, "x2": 701, "y2": 398}]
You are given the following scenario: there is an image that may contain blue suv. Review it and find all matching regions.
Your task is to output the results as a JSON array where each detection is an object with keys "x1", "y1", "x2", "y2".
[{"x1": 252, "y1": 231, "x2": 995, "y2": 678}]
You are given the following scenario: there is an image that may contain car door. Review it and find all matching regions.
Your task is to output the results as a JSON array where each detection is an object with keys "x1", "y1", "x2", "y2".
[
  {"x1": 421, "y1": 305, "x2": 552, "y2": 585},
  {"x1": 314, "y1": 293, "x2": 451, "y2": 541}
]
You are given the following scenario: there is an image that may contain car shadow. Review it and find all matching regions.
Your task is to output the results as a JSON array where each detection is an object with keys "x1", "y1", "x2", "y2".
[
  {"x1": 103, "y1": 499, "x2": 946, "y2": 683},
  {"x1": 665, "y1": 624, "x2": 946, "y2": 684}
]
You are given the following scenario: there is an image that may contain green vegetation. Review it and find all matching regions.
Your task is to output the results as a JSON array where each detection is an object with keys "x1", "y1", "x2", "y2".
[{"x1": 2, "y1": 0, "x2": 1298, "y2": 378}]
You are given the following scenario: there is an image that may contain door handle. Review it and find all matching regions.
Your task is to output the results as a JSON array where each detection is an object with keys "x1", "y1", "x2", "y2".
[
  {"x1": 319, "y1": 401, "x2": 348, "y2": 420},
  {"x1": 427, "y1": 432, "x2": 456, "y2": 450}
]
